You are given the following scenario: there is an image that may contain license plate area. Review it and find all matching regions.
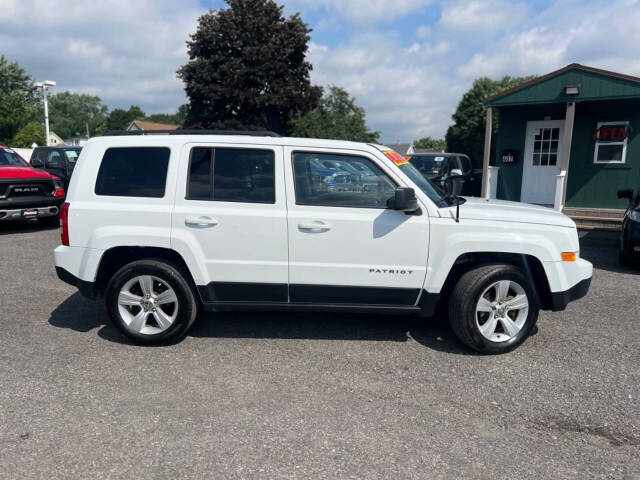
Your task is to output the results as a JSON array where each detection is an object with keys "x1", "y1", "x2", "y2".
[{"x1": 22, "y1": 209, "x2": 39, "y2": 218}]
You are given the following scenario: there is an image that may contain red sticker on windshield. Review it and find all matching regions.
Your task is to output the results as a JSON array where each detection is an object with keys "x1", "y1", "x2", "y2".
[{"x1": 383, "y1": 150, "x2": 408, "y2": 166}]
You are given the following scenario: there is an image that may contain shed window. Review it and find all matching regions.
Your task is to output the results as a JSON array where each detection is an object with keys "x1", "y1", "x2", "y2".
[{"x1": 594, "y1": 121, "x2": 629, "y2": 164}]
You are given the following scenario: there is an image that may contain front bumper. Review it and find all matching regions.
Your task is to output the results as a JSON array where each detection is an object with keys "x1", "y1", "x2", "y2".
[
  {"x1": 0, "y1": 205, "x2": 60, "y2": 221},
  {"x1": 549, "y1": 276, "x2": 591, "y2": 311}
]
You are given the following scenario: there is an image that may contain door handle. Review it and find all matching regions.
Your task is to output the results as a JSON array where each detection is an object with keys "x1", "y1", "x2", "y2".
[
  {"x1": 185, "y1": 216, "x2": 218, "y2": 227},
  {"x1": 298, "y1": 221, "x2": 331, "y2": 232}
]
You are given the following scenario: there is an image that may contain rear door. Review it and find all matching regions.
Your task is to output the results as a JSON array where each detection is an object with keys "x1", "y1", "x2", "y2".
[
  {"x1": 284, "y1": 147, "x2": 429, "y2": 306},
  {"x1": 171, "y1": 143, "x2": 289, "y2": 303}
]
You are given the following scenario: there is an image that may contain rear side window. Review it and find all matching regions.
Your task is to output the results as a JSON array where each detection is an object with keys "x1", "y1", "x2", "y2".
[
  {"x1": 95, "y1": 147, "x2": 170, "y2": 198},
  {"x1": 187, "y1": 147, "x2": 275, "y2": 204}
]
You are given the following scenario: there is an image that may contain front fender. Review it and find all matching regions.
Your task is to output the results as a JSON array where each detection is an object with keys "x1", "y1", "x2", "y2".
[{"x1": 426, "y1": 218, "x2": 581, "y2": 293}]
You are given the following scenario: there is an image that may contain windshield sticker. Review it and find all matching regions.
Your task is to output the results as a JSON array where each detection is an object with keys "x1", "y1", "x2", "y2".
[
  {"x1": 434, "y1": 156, "x2": 444, "y2": 162},
  {"x1": 4, "y1": 148, "x2": 14, "y2": 153},
  {"x1": 383, "y1": 150, "x2": 408, "y2": 166}
]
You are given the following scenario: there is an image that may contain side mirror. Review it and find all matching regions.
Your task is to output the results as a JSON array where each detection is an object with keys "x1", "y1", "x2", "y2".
[
  {"x1": 388, "y1": 187, "x2": 419, "y2": 212},
  {"x1": 617, "y1": 188, "x2": 634, "y2": 201},
  {"x1": 450, "y1": 168, "x2": 463, "y2": 177},
  {"x1": 30, "y1": 158, "x2": 43, "y2": 168}
]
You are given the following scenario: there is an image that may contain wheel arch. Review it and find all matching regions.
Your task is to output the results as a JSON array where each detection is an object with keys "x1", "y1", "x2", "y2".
[
  {"x1": 94, "y1": 246, "x2": 201, "y2": 302},
  {"x1": 437, "y1": 252, "x2": 552, "y2": 311}
]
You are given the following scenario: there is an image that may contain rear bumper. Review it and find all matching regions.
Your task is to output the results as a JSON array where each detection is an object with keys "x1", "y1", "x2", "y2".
[
  {"x1": 55, "y1": 266, "x2": 99, "y2": 300},
  {"x1": 549, "y1": 276, "x2": 591, "y2": 312},
  {"x1": 0, "y1": 204, "x2": 60, "y2": 221}
]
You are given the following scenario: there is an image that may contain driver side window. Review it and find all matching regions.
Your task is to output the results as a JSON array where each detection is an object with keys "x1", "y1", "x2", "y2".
[{"x1": 292, "y1": 152, "x2": 396, "y2": 208}]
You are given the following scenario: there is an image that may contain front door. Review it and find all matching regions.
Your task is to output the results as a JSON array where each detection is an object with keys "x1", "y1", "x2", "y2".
[
  {"x1": 521, "y1": 120, "x2": 563, "y2": 205},
  {"x1": 284, "y1": 147, "x2": 429, "y2": 306}
]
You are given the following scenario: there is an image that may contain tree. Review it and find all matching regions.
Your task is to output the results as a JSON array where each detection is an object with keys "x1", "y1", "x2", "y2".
[
  {"x1": 445, "y1": 76, "x2": 536, "y2": 167},
  {"x1": 12, "y1": 121, "x2": 45, "y2": 147},
  {"x1": 0, "y1": 55, "x2": 40, "y2": 144},
  {"x1": 48, "y1": 91, "x2": 108, "y2": 138},
  {"x1": 291, "y1": 86, "x2": 379, "y2": 142},
  {"x1": 105, "y1": 105, "x2": 145, "y2": 131},
  {"x1": 178, "y1": 0, "x2": 322, "y2": 134},
  {"x1": 145, "y1": 104, "x2": 188, "y2": 126},
  {"x1": 413, "y1": 136, "x2": 446, "y2": 151}
]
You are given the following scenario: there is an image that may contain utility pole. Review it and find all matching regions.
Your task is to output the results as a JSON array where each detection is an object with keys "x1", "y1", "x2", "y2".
[{"x1": 35, "y1": 80, "x2": 56, "y2": 146}]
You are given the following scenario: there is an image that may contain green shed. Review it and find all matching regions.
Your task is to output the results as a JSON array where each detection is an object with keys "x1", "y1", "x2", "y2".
[{"x1": 480, "y1": 63, "x2": 640, "y2": 224}]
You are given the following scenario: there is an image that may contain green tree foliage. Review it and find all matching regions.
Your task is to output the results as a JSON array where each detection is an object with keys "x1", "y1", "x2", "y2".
[
  {"x1": 445, "y1": 76, "x2": 536, "y2": 167},
  {"x1": 413, "y1": 136, "x2": 446, "y2": 151},
  {"x1": 12, "y1": 121, "x2": 45, "y2": 147},
  {"x1": 105, "y1": 105, "x2": 145, "y2": 131},
  {"x1": 0, "y1": 55, "x2": 40, "y2": 144},
  {"x1": 291, "y1": 86, "x2": 379, "y2": 142},
  {"x1": 49, "y1": 91, "x2": 108, "y2": 138},
  {"x1": 178, "y1": 0, "x2": 322, "y2": 134},
  {"x1": 145, "y1": 104, "x2": 189, "y2": 126}
]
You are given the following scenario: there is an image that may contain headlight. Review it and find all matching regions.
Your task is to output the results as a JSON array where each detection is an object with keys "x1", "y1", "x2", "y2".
[
  {"x1": 629, "y1": 210, "x2": 640, "y2": 222},
  {"x1": 53, "y1": 180, "x2": 64, "y2": 190}
]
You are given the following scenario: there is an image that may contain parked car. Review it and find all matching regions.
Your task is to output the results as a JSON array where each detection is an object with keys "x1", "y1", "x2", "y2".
[
  {"x1": 54, "y1": 132, "x2": 592, "y2": 354},
  {"x1": 617, "y1": 187, "x2": 640, "y2": 265},
  {"x1": 0, "y1": 146, "x2": 65, "y2": 226},
  {"x1": 30, "y1": 146, "x2": 82, "y2": 188},
  {"x1": 407, "y1": 153, "x2": 481, "y2": 196}
]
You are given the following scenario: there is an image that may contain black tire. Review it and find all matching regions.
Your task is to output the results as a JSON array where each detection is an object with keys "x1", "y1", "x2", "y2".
[
  {"x1": 448, "y1": 264, "x2": 539, "y2": 354},
  {"x1": 105, "y1": 259, "x2": 198, "y2": 345},
  {"x1": 40, "y1": 215, "x2": 60, "y2": 228}
]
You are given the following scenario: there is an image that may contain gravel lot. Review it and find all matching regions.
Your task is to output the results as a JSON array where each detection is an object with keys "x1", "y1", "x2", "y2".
[{"x1": 0, "y1": 223, "x2": 639, "y2": 479}]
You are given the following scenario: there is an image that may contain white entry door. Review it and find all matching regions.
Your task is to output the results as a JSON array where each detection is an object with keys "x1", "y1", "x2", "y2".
[{"x1": 521, "y1": 120, "x2": 563, "y2": 205}]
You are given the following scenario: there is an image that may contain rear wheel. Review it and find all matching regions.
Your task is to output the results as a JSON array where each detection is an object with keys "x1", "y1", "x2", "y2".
[
  {"x1": 105, "y1": 260, "x2": 198, "y2": 345},
  {"x1": 449, "y1": 264, "x2": 539, "y2": 354}
]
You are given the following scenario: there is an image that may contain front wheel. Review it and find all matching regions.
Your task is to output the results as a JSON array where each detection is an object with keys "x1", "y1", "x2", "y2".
[
  {"x1": 105, "y1": 260, "x2": 198, "y2": 345},
  {"x1": 449, "y1": 264, "x2": 539, "y2": 354}
]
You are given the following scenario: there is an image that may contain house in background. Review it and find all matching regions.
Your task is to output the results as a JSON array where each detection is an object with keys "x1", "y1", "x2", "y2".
[
  {"x1": 481, "y1": 63, "x2": 640, "y2": 229},
  {"x1": 48, "y1": 131, "x2": 65, "y2": 146},
  {"x1": 126, "y1": 120, "x2": 179, "y2": 133},
  {"x1": 64, "y1": 135, "x2": 89, "y2": 147}
]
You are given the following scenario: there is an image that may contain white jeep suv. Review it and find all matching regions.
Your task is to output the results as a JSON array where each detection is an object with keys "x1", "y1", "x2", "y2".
[{"x1": 54, "y1": 131, "x2": 592, "y2": 353}]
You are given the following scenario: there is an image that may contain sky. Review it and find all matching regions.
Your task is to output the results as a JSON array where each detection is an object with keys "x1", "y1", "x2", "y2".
[{"x1": 1, "y1": 0, "x2": 640, "y2": 143}]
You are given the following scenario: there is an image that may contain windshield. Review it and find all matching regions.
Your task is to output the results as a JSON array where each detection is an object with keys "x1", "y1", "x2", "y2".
[
  {"x1": 0, "y1": 148, "x2": 27, "y2": 167},
  {"x1": 397, "y1": 162, "x2": 449, "y2": 207}
]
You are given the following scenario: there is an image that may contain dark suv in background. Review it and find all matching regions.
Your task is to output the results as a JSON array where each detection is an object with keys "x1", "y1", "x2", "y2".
[
  {"x1": 407, "y1": 153, "x2": 481, "y2": 196},
  {"x1": 30, "y1": 146, "x2": 82, "y2": 188}
]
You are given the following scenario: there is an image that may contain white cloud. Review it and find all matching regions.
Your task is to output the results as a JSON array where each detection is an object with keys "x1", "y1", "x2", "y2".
[
  {"x1": 456, "y1": 0, "x2": 640, "y2": 79},
  {"x1": 308, "y1": 33, "x2": 461, "y2": 142},
  {"x1": 0, "y1": 0, "x2": 202, "y2": 113},
  {"x1": 439, "y1": 0, "x2": 526, "y2": 32},
  {"x1": 286, "y1": 0, "x2": 433, "y2": 22}
]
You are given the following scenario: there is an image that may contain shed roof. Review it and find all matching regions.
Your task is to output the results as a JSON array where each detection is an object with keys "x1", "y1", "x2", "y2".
[{"x1": 485, "y1": 63, "x2": 640, "y2": 107}]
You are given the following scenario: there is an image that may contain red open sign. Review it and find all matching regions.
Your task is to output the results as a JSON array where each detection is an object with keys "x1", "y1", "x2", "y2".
[{"x1": 594, "y1": 125, "x2": 631, "y2": 142}]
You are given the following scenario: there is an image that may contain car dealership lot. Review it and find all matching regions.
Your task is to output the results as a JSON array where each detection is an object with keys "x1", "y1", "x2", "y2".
[{"x1": 1, "y1": 224, "x2": 639, "y2": 479}]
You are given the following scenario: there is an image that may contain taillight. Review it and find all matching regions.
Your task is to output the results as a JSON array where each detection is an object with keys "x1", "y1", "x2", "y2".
[
  {"x1": 60, "y1": 202, "x2": 70, "y2": 246},
  {"x1": 53, "y1": 188, "x2": 65, "y2": 198}
]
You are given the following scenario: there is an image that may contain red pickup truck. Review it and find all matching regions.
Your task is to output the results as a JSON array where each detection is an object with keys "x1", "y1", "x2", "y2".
[{"x1": 0, "y1": 146, "x2": 65, "y2": 226}]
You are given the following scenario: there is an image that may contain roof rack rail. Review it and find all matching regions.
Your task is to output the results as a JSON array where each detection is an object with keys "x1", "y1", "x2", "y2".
[{"x1": 103, "y1": 129, "x2": 281, "y2": 137}]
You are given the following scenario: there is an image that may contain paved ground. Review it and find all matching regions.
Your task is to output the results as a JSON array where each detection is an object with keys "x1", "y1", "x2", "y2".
[{"x1": 0, "y1": 222, "x2": 639, "y2": 479}]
